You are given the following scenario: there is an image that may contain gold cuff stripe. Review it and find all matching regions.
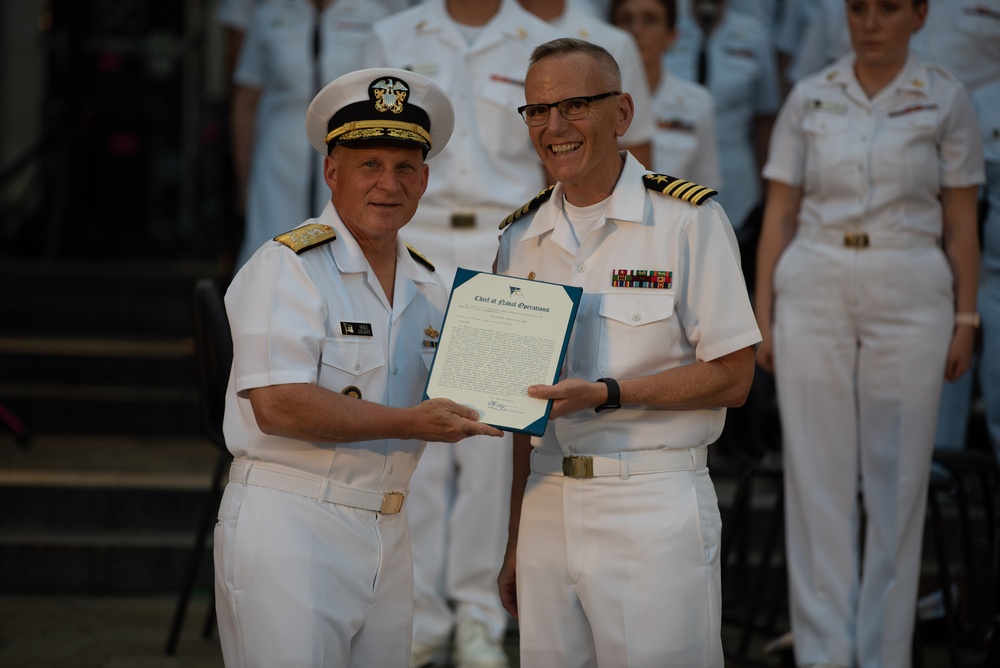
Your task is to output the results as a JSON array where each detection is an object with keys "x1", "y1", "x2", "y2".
[{"x1": 326, "y1": 120, "x2": 431, "y2": 145}]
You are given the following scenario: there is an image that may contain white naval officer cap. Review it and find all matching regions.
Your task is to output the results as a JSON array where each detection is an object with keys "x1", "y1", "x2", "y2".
[{"x1": 306, "y1": 68, "x2": 454, "y2": 161}]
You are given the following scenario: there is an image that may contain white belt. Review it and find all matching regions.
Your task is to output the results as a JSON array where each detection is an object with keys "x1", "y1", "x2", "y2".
[
  {"x1": 531, "y1": 447, "x2": 708, "y2": 480},
  {"x1": 229, "y1": 459, "x2": 406, "y2": 514},
  {"x1": 800, "y1": 228, "x2": 940, "y2": 249},
  {"x1": 412, "y1": 204, "x2": 513, "y2": 229}
]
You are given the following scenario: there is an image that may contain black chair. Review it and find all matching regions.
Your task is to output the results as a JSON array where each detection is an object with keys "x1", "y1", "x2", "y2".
[{"x1": 165, "y1": 278, "x2": 233, "y2": 655}]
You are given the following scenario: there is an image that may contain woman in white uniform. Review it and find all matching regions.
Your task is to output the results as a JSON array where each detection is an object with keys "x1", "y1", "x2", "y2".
[
  {"x1": 611, "y1": 0, "x2": 722, "y2": 190},
  {"x1": 754, "y1": 1, "x2": 984, "y2": 666},
  {"x1": 231, "y1": 0, "x2": 401, "y2": 269}
]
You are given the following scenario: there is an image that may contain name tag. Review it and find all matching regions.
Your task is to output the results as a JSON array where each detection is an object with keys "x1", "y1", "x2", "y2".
[
  {"x1": 340, "y1": 322, "x2": 373, "y2": 336},
  {"x1": 810, "y1": 99, "x2": 848, "y2": 115}
]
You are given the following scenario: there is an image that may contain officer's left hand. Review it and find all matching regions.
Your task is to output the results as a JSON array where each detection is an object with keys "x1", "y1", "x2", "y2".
[
  {"x1": 527, "y1": 378, "x2": 609, "y2": 419},
  {"x1": 943, "y1": 326, "x2": 975, "y2": 382}
]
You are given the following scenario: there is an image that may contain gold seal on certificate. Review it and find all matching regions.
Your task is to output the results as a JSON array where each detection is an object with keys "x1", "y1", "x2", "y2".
[{"x1": 422, "y1": 268, "x2": 583, "y2": 435}]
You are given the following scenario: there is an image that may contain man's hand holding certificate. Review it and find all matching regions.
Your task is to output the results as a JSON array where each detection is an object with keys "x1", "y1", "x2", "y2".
[{"x1": 423, "y1": 268, "x2": 582, "y2": 435}]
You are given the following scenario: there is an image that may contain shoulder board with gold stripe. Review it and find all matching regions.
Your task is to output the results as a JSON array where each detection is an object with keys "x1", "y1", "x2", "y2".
[
  {"x1": 405, "y1": 243, "x2": 435, "y2": 272},
  {"x1": 273, "y1": 223, "x2": 336, "y2": 253},
  {"x1": 642, "y1": 173, "x2": 716, "y2": 205},
  {"x1": 499, "y1": 186, "x2": 555, "y2": 230}
]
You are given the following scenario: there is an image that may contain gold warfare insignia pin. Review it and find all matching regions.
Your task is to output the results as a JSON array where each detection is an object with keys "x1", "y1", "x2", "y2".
[
  {"x1": 424, "y1": 326, "x2": 439, "y2": 339},
  {"x1": 342, "y1": 385, "x2": 362, "y2": 399},
  {"x1": 372, "y1": 78, "x2": 408, "y2": 114}
]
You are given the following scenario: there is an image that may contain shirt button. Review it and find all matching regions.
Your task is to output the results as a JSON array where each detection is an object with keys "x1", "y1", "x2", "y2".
[
  {"x1": 572, "y1": 361, "x2": 581, "y2": 370},
  {"x1": 577, "y1": 265, "x2": 585, "y2": 273},
  {"x1": 354, "y1": 363, "x2": 361, "y2": 371},
  {"x1": 388, "y1": 466, "x2": 394, "y2": 474},
  {"x1": 576, "y1": 314, "x2": 583, "y2": 322},
  {"x1": 569, "y1": 445, "x2": 577, "y2": 453},
  {"x1": 392, "y1": 367, "x2": 399, "y2": 375},
  {"x1": 632, "y1": 314, "x2": 641, "y2": 322}
]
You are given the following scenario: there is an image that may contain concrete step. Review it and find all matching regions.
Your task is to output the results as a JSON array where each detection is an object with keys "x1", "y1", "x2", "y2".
[
  {"x1": 0, "y1": 259, "x2": 225, "y2": 339},
  {"x1": 1, "y1": 434, "x2": 223, "y2": 595}
]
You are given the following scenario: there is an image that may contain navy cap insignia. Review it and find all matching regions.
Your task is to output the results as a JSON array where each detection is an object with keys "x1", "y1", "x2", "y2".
[
  {"x1": 273, "y1": 223, "x2": 336, "y2": 253},
  {"x1": 643, "y1": 173, "x2": 716, "y2": 205},
  {"x1": 500, "y1": 186, "x2": 555, "y2": 230},
  {"x1": 372, "y1": 78, "x2": 408, "y2": 114},
  {"x1": 342, "y1": 385, "x2": 362, "y2": 399}
]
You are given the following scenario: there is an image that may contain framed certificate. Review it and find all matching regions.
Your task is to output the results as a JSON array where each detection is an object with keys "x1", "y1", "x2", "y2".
[{"x1": 423, "y1": 268, "x2": 583, "y2": 435}]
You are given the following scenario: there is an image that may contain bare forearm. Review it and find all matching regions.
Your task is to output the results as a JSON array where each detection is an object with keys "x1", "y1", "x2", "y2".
[
  {"x1": 941, "y1": 186, "x2": 981, "y2": 315},
  {"x1": 248, "y1": 383, "x2": 501, "y2": 444},
  {"x1": 530, "y1": 346, "x2": 757, "y2": 418},
  {"x1": 619, "y1": 346, "x2": 756, "y2": 410},
  {"x1": 506, "y1": 435, "x2": 532, "y2": 550}
]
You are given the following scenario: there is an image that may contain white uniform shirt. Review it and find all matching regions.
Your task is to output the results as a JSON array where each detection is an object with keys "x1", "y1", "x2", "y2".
[
  {"x1": 549, "y1": 7, "x2": 655, "y2": 152},
  {"x1": 789, "y1": 0, "x2": 1000, "y2": 92},
  {"x1": 224, "y1": 201, "x2": 449, "y2": 490},
  {"x1": 665, "y1": 7, "x2": 781, "y2": 227},
  {"x1": 364, "y1": 0, "x2": 561, "y2": 216},
  {"x1": 764, "y1": 53, "x2": 985, "y2": 238},
  {"x1": 650, "y1": 71, "x2": 722, "y2": 189},
  {"x1": 234, "y1": 0, "x2": 399, "y2": 267},
  {"x1": 496, "y1": 153, "x2": 761, "y2": 455}
]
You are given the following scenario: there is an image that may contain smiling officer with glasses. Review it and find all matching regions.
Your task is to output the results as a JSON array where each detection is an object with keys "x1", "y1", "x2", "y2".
[
  {"x1": 517, "y1": 91, "x2": 621, "y2": 125},
  {"x1": 496, "y1": 38, "x2": 760, "y2": 668}
]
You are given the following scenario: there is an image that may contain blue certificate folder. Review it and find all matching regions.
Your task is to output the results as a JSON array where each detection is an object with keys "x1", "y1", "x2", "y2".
[{"x1": 423, "y1": 268, "x2": 583, "y2": 436}]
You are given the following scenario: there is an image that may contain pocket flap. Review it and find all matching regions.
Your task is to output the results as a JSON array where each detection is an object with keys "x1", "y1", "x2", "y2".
[
  {"x1": 321, "y1": 337, "x2": 385, "y2": 375},
  {"x1": 599, "y1": 293, "x2": 675, "y2": 327}
]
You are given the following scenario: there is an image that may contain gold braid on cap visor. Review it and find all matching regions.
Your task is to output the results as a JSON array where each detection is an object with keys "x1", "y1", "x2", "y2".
[{"x1": 325, "y1": 120, "x2": 432, "y2": 148}]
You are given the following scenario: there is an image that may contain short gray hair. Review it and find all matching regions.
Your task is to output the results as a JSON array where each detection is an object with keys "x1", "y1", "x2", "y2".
[{"x1": 527, "y1": 38, "x2": 622, "y2": 89}]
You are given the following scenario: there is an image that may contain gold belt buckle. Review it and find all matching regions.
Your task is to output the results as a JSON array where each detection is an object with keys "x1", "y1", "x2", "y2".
[
  {"x1": 380, "y1": 492, "x2": 405, "y2": 514},
  {"x1": 843, "y1": 231, "x2": 870, "y2": 248},
  {"x1": 562, "y1": 456, "x2": 594, "y2": 479},
  {"x1": 450, "y1": 213, "x2": 476, "y2": 228}
]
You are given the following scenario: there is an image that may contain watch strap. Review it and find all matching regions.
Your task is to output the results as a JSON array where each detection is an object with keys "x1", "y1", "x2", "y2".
[{"x1": 595, "y1": 377, "x2": 621, "y2": 413}]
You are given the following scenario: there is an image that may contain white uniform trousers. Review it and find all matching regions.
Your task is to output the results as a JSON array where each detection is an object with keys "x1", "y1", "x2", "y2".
[
  {"x1": 773, "y1": 238, "x2": 954, "y2": 668},
  {"x1": 214, "y1": 481, "x2": 414, "y2": 668},
  {"x1": 515, "y1": 464, "x2": 724, "y2": 667},
  {"x1": 408, "y1": 433, "x2": 514, "y2": 649}
]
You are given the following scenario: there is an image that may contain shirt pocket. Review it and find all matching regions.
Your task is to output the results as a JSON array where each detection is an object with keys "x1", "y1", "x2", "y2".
[
  {"x1": 420, "y1": 347, "x2": 436, "y2": 372},
  {"x1": 477, "y1": 79, "x2": 531, "y2": 161},
  {"x1": 653, "y1": 126, "x2": 699, "y2": 172},
  {"x1": 956, "y1": 1, "x2": 1000, "y2": 40},
  {"x1": 597, "y1": 292, "x2": 675, "y2": 378},
  {"x1": 318, "y1": 337, "x2": 386, "y2": 393},
  {"x1": 881, "y1": 109, "x2": 939, "y2": 193},
  {"x1": 802, "y1": 111, "x2": 851, "y2": 198}
]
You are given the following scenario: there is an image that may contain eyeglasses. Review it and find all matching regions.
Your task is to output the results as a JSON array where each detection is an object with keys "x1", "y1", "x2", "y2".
[{"x1": 517, "y1": 91, "x2": 621, "y2": 126}]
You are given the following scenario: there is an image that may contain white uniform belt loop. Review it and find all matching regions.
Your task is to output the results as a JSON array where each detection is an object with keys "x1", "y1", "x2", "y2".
[
  {"x1": 228, "y1": 459, "x2": 406, "y2": 514},
  {"x1": 800, "y1": 227, "x2": 940, "y2": 250},
  {"x1": 531, "y1": 447, "x2": 709, "y2": 479}
]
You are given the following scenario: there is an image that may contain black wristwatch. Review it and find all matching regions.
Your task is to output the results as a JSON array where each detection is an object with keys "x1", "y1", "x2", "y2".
[{"x1": 594, "y1": 378, "x2": 621, "y2": 413}]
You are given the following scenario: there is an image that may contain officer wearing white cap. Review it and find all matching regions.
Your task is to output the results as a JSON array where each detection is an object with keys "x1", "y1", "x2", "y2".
[{"x1": 214, "y1": 67, "x2": 502, "y2": 668}]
